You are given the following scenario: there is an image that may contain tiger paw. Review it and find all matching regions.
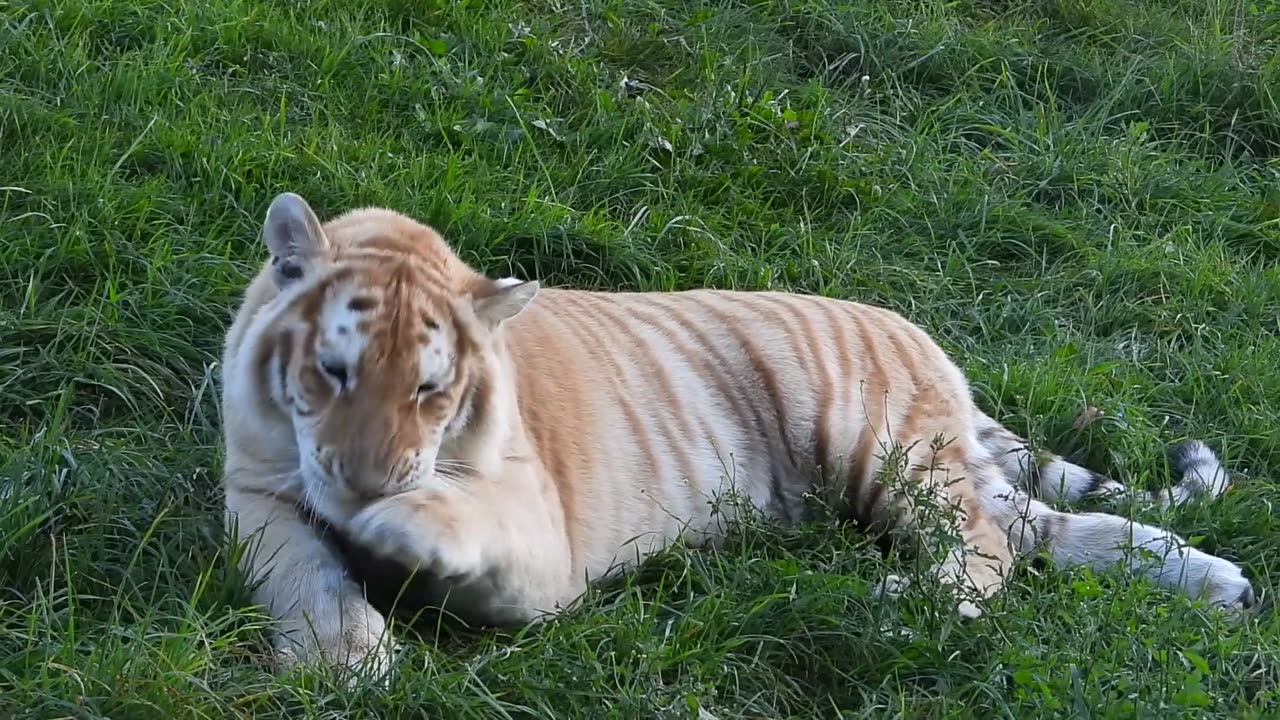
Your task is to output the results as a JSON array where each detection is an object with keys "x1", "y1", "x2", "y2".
[
  {"x1": 273, "y1": 599, "x2": 397, "y2": 687},
  {"x1": 347, "y1": 492, "x2": 484, "y2": 581},
  {"x1": 1181, "y1": 551, "x2": 1258, "y2": 614}
]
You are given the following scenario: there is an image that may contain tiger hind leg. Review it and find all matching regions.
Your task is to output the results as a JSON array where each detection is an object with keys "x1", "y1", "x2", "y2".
[
  {"x1": 869, "y1": 433, "x2": 1015, "y2": 619},
  {"x1": 977, "y1": 474, "x2": 1256, "y2": 611},
  {"x1": 970, "y1": 411, "x2": 1253, "y2": 609}
]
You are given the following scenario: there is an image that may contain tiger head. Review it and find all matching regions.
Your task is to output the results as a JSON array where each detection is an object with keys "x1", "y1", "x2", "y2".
[{"x1": 246, "y1": 192, "x2": 538, "y2": 507}]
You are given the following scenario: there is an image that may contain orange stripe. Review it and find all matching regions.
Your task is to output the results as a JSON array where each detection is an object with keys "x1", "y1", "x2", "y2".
[
  {"x1": 683, "y1": 293, "x2": 798, "y2": 507},
  {"x1": 816, "y1": 299, "x2": 857, "y2": 494},
  {"x1": 511, "y1": 309, "x2": 580, "y2": 560},
  {"x1": 580, "y1": 295, "x2": 704, "y2": 487},
  {"x1": 553, "y1": 295, "x2": 664, "y2": 488},
  {"x1": 756, "y1": 294, "x2": 837, "y2": 478},
  {"x1": 610, "y1": 298, "x2": 739, "y2": 466},
  {"x1": 847, "y1": 308, "x2": 891, "y2": 510},
  {"x1": 641, "y1": 295, "x2": 768, "y2": 448}
]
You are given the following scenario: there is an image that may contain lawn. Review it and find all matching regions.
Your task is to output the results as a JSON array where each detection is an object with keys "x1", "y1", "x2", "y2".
[{"x1": 2, "y1": 0, "x2": 1280, "y2": 716}]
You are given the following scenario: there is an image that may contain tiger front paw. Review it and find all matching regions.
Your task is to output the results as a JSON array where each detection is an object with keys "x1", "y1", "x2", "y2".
[
  {"x1": 273, "y1": 598, "x2": 397, "y2": 687},
  {"x1": 347, "y1": 491, "x2": 484, "y2": 581}
]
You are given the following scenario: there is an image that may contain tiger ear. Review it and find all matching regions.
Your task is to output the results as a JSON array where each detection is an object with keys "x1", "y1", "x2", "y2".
[
  {"x1": 263, "y1": 192, "x2": 329, "y2": 289},
  {"x1": 473, "y1": 278, "x2": 539, "y2": 329}
]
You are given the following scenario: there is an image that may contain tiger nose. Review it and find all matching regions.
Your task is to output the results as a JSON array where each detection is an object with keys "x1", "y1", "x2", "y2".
[{"x1": 344, "y1": 458, "x2": 405, "y2": 499}]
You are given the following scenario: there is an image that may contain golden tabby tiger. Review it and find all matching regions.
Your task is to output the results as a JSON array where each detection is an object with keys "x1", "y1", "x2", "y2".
[{"x1": 220, "y1": 193, "x2": 1255, "y2": 677}]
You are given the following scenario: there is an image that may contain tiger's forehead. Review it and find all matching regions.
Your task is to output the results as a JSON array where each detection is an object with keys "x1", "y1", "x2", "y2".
[
  {"x1": 312, "y1": 270, "x2": 457, "y2": 375},
  {"x1": 319, "y1": 264, "x2": 455, "y2": 329}
]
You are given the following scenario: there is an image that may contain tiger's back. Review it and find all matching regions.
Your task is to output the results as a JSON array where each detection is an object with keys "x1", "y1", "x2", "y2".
[{"x1": 505, "y1": 287, "x2": 983, "y2": 581}]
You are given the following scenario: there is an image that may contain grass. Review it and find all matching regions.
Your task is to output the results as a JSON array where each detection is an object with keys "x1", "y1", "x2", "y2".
[{"x1": 2, "y1": 0, "x2": 1280, "y2": 716}]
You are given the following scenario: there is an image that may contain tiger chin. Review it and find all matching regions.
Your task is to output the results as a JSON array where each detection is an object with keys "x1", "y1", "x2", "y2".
[{"x1": 220, "y1": 192, "x2": 1257, "y2": 680}]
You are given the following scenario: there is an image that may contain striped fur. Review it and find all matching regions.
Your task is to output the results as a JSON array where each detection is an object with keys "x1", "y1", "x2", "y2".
[
  {"x1": 221, "y1": 194, "x2": 1255, "y2": 677},
  {"x1": 973, "y1": 411, "x2": 1233, "y2": 507}
]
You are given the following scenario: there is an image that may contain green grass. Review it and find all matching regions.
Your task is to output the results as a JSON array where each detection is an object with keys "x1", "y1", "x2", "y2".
[{"x1": 2, "y1": 0, "x2": 1280, "y2": 716}]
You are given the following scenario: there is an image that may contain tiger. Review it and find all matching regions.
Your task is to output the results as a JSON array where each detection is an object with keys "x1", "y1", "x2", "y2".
[{"x1": 220, "y1": 192, "x2": 1257, "y2": 678}]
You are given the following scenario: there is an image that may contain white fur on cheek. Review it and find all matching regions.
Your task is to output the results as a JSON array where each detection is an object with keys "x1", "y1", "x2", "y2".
[
  {"x1": 418, "y1": 329, "x2": 454, "y2": 391},
  {"x1": 297, "y1": 438, "x2": 363, "y2": 525},
  {"x1": 445, "y1": 393, "x2": 472, "y2": 442},
  {"x1": 412, "y1": 333, "x2": 457, "y2": 483},
  {"x1": 267, "y1": 351, "x2": 289, "y2": 407},
  {"x1": 405, "y1": 447, "x2": 442, "y2": 491},
  {"x1": 297, "y1": 437, "x2": 330, "y2": 492}
]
